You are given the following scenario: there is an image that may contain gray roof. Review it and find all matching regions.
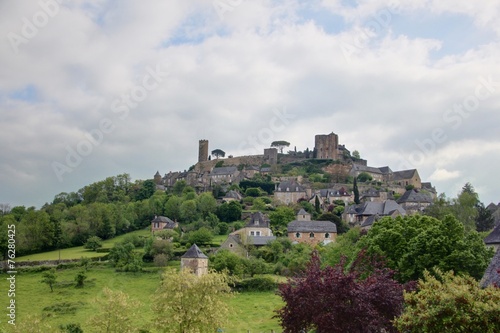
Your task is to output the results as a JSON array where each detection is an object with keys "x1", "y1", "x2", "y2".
[
  {"x1": 346, "y1": 200, "x2": 406, "y2": 216},
  {"x1": 276, "y1": 180, "x2": 305, "y2": 192},
  {"x1": 480, "y1": 250, "x2": 500, "y2": 288},
  {"x1": 211, "y1": 166, "x2": 238, "y2": 175},
  {"x1": 181, "y1": 244, "x2": 208, "y2": 259},
  {"x1": 361, "y1": 188, "x2": 380, "y2": 197},
  {"x1": 378, "y1": 166, "x2": 392, "y2": 174},
  {"x1": 248, "y1": 236, "x2": 276, "y2": 246},
  {"x1": 486, "y1": 202, "x2": 499, "y2": 213},
  {"x1": 392, "y1": 169, "x2": 418, "y2": 181},
  {"x1": 484, "y1": 224, "x2": 500, "y2": 245},
  {"x1": 245, "y1": 211, "x2": 270, "y2": 228},
  {"x1": 224, "y1": 190, "x2": 242, "y2": 200},
  {"x1": 352, "y1": 164, "x2": 385, "y2": 175},
  {"x1": 397, "y1": 189, "x2": 433, "y2": 204},
  {"x1": 152, "y1": 216, "x2": 175, "y2": 225},
  {"x1": 288, "y1": 220, "x2": 337, "y2": 233},
  {"x1": 297, "y1": 208, "x2": 310, "y2": 216},
  {"x1": 361, "y1": 214, "x2": 379, "y2": 228}
]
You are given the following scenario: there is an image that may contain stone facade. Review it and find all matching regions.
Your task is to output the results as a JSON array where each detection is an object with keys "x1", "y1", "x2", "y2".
[
  {"x1": 315, "y1": 132, "x2": 339, "y2": 160},
  {"x1": 198, "y1": 139, "x2": 209, "y2": 163},
  {"x1": 181, "y1": 244, "x2": 208, "y2": 277},
  {"x1": 287, "y1": 210, "x2": 337, "y2": 246},
  {"x1": 264, "y1": 148, "x2": 278, "y2": 165}
]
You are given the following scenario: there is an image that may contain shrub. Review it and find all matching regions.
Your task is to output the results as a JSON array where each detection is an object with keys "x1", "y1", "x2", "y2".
[{"x1": 234, "y1": 276, "x2": 278, "y2": 291}]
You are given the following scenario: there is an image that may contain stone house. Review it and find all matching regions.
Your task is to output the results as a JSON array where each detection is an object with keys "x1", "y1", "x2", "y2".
[
  {"x1": 350, "y1": 164, "x2": 388, "y2": 182},
  {"x1": 360, "y1": 188, "x2": 389, "y2": 203},
  {"x1": 181, "y1": 244, "x2": 208, "y2": 277},
  {"x1": 274, "y1": 180, "x2": 308, "y2": 204},
  {"x1": 397, "y1": 189, "x2": 433, "y2": 214},
  {"x1": 344, "y1": 200, "x2": 406, "y2": 225},
  {"x1": 210, "y1": 166, "x2": 239, "y2": 184},
  {"x1": 219, "y1": 211, "x2": 276, "y2": 256},
  {"x1": 222, "y1": 190, "x2": 243, "y2": 202},
  {"x1": 484, "y1": 224, "x2": 500, "y2": 252},
  {"x1": 151, "y1": 216, "x2": 178, "y2": 234},
  {"x1": 390, "y1": 169, "x2": 421, "y2": 188},
  {"x1": 287, "y1": 209, "x2": 337, "y2": 246}
]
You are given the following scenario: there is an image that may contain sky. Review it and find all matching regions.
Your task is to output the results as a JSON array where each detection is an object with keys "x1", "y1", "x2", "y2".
[{"x1": 1, "y1": 0, "x2": 500, "y2": 208}]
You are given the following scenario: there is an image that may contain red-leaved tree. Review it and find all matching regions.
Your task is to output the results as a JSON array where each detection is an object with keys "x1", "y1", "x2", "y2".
[{"x1": 275, "y1": 250, "x2": 410, "y2": 333}]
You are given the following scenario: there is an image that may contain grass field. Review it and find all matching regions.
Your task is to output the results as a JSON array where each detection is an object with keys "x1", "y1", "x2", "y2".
[
  {"x1": 15, "y1": 229, "x2": 152, "y2": 261},
  {"x1": 0, "y1": 266, "x2": 283, "y2": 332}
]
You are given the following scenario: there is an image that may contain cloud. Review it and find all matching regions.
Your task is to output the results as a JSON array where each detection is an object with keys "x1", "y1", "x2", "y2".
[{"x1": 1, "y1": 0, "x2": 500, "y2": 207}]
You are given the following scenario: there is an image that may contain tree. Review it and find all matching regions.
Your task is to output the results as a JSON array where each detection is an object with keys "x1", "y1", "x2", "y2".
[
  {"x1": 152, "y1": 268, "x2": 233, "y2": 333},
  {"x1": 357, "y1": 172, "x2": 373, "y2": 182},
  {"x1": 211, "y1": 149, "x2": 226, "y2": 159},
  {"x1": 394, "y1": 269, "x2": 500, "y2": 333},
  {"x1": 108, "y1": 242, "x2": 143, "y2": 272},
  {"x1": 270, "y1": 140, "x2": 290, "y2": 153},
  {"x1": 475, "y1": 202, "x2": 495, "y2": 232},
  {"x1": 187, "y1": 227, "x2": 214, "y2": 246},
  {"x1": 352, "y1": 150, "x2": 361, "y2": 159},
  {"x1": 317, "y1": 212, "x2": 349, "y2": 234},
  {"x1": 359, "y1": 215, "x2": 494, "y2": 282},
  {"x1": 84, "y1": 236, "x2": 103, "y2": 251},
  {"x1": 41, "y1": 268, "x2": 57, "y2": 292},
  {"x1": 74, "y1": 270, "x2": 87, "y2": 288},
  {"x1": 210, "y1": 249, "x2": 246, "y2": 276},
  {"x1": 275, "y1": 250, "x2": 407, "y2": 333},
  {"x1": 216, "y1": 201, "x2": 242, "y2": 222},
  {"x1": 197, "y1": 192, "x2": 217, "y2": 218},
  {"x1": 180, "y1": 199, "x2": 198, "y2": 222},
  {"x1": 88, "y1": 287, "x2": 141, "y2": 333},
  {"x1": 353, "y1": 177, "x2": 360, "y2": 204}
]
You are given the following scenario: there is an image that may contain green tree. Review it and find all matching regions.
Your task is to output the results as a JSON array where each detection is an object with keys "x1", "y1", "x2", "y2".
[
  {"x1": 152, "y1": 268, "x2": 233, "y2": 333},
  {"x1": 352, "y1": 150, "x2": 361, "y2": 159},
  {"x1": 172, "y1": 180, "x2": 187, "y2": 195},
  {"x1": 359, "y1": 215, "x2": 494, "y2": 282},
  {"x1": 475, "y1": 202, "x2": 495, "y2": 232},
  {"x1": 164, "y1": 196, "x2": 182, "y2": 222},
  {"x1": 180, "y1": 199, "x2": 198, "y2": 222},
  {"x1": 196, "y1": 192, "x2": 217, "y2": 218},
  {"x1": 41, "y1": 268, "x2": 57, "y2": 292},
  {"x1": 216, "y1": 201, "x2": 242, "y2": 222},
  {"x1": 449, "y1": 183, "x2": 480, "y2": 231},
  {"x1": 84, "y1": 236, "x2": 103, "y2": 251},
  {"x1": 74, "y1": 270, "x2": 87, "y2": 288},
  {"x1": 210, "y1": 249, "x2": 246, "y2": 276},
  {"x1": 269, "y1": 206, "x2": 295, "y2": 230},
  {"x1": 187, "y1": 227, "x2": 214, "y2": 246},
  {"x1": 353, "y1": 177, "x2": 360, "y2": 204},
  {"x1": 245, "y1": 187, "x2": 261, "y2": 197},
  {"x1": 88, "y1": 287, "x2": 141, "y2": 333},
  {"x1": 357, "y1": 172, "x2": 373, "y2": 182},
  {"x1": 211, "y1": 149, "x2": 226, "y2": 159},
  {"x1": 18, "y1": 210, "x2": 55, "y2": 254},
  {"x1": 108, "y1": 242, "x2": 143, "y2": 272},
  {"x1": 394, "y1": 269, "x2": 500, "y2": 333},
  {"x1": 317, "y1": 212, "x2": 349, "y2": 234},
  {"x1": 270, "y1": 140, "x2": 290, "y2": 153}
]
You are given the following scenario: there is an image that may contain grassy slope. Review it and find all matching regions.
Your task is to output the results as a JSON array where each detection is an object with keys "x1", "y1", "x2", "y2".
[
  {"x1": 0, "y1": 266, "x2": 283, "y2": 332},
  {"x1": 15, "y1": 229, "x2": 151, "y2": 261}
]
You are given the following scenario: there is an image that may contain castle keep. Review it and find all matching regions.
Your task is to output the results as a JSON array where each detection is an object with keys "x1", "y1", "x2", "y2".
[{"x1": 314, "y1": 132, "x2": 339, "y2": 159}]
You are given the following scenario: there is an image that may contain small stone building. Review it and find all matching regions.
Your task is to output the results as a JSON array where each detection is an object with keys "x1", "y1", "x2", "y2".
[
  {"x1": 151, "y1": 216, "x2": 178, "y2": 234},
  {"x1": 484, "y1": 224, "x2": 500, "y2": 252},
  {"x1": 287, "y1": 209, "x2": 337, "y2": 246},
  {"x1": 181, "y1": 244, "x2": 208, "y2": 277}
]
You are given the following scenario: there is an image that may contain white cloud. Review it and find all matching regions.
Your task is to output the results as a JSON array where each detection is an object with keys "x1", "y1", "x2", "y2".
[{"x1": 429, "y1": 168, "x2": 460, "y2": 181}]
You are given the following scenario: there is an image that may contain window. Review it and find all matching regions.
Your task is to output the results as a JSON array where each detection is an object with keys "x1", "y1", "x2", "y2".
[
  {"x1": 229, "y1": 243, "x2": 233, "y2": 248},
  {"x1": 295, "y1": 232, "x2": 301, "y2": 238},
  {"x1": 154, "y1": 222, "x2": 159, "y2": 228},
  {"x1": 250, "y1": 231, "x2": 255, "y2": 236},
  {"x1": 325, "y1": 233, "x2": 330, "y2": 239},
  {"x1": 309, "y1": 232, "x2": 315, "y2": 238},
  {"x1": 255, "y1": 231, "x2": 261, "y2": 236}
]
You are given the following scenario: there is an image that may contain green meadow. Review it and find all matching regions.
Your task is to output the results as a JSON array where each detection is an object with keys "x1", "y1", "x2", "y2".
[{"x1": 0, "y1": 265, "x2": 283, "y2": 332}]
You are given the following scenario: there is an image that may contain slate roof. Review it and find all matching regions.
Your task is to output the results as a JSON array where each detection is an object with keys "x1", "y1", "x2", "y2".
[
  {"x1": 224, "y1": 190, "x2": 243, "y2": 200},
  {"x1": 249, "y1": 236, "x2": 276, "y2": 246},
  {"x1": 361, "y1": 214, "x2": 379, "y2": 228},
  {"x1": 421, "y1": 182, "x2": 436, "y2": 192},
  {"x1": 392, "y1": 169, "x2": 418, "y2": 181},
  {"x1": 397, "y1": 189, "x2": 433, "y2": 204},
  {"x1": 351, "y1": 164, "x2": 385, "y2": 175},
  {"x1": 484, "y1": 224, "x2": 500, "y2": 245},
  {"x1": 486, "y1": 202, "x2": 499, "y2": 213},
  {"x1": 288, "y1": 220, "x2": 337, "y2": 233},
  {"x1": 245, "y1": 211, "x2": 270, "y2": 228},
  {"x1": 378, "y1": 166, "x2": 392, "y2": 174},
  {"x1": 297, "y1": 208, "x2": 310, "y2": 216},
  {"x1": 211, "y1": 166, "x2": 238, "y2": 175},
  {"x1": 361, "y1": 188, "x2": 380, "y2": 197},
  {"x1": 181, "y1": 244, "x2": 208, "y2": 259},
  {"x1": 276, "y1": 180, "x2": 305, "y2": 192},
  {"x1": 480, "y1": 250, "x2": 500, "y2": 288},
  {"x1": 346, "y1": 200, "x2": 406, "y2": 216},
  {"x1": 152, "y1": 216, "x2": 176, "y2": 229}
]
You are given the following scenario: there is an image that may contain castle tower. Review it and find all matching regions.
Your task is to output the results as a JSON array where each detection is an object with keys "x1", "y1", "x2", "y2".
[
  {"x1": 181, "y1": 244, "x2": 208, "y2": 277},
  {"x1": 153, "y1": 171, "x2": 161, "y2": 184},
  {"x1": 198, "y1": 140, "x2": 209, "y2": 163},
  {"x1": 314, "y1": 132, "x2": 339, "y2": 160}
]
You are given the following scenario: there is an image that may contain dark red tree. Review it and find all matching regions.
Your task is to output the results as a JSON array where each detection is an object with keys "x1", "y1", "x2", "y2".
[{"x1": 275, "y1": 250, "x2": 408, "y2": 333}]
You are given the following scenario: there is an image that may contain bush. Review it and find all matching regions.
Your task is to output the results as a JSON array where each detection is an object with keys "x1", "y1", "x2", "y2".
[
  {"x1": 245, "y1": 188, "x2": 261, "y2": 197},
  {"x1": 234, "y1": 276, "x2": 278, "y2": 291},
  {"x1": 154, "y1": 254, "x2": 169, "y2": 267},
  {"x1": 84, "y1": 236, "x2": 103, "y2": 251}
]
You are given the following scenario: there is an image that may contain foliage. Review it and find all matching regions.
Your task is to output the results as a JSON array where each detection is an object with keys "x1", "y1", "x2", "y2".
[
  {"x1": 476, "y1": 202, "x2": 495, "y2": 232},
  {"x1": 239, "y1": 179, "x2": 275, "y2": 194},
  {"x1": 352, "y1": 150, "x2": 361, "y2": 159},
  {"x1": 245, "y1": 187, "x2": 261, "y2": 197},
  {"x1": 211, "y1": 249, "x2": 246, "y2": 276},
  {"x1": 269, "y1": 206, "x2": 295, "y2": 229},
  {"x1": 216, "y1": 201, "x2": 242, "y2": 222},
  {"x1": 357, "y1": 171, "x2": 373, "y2": 182},
  {"x1": 317, "y1": 212, "x2": 349, "y2": 234},
  {"x1": 151, "y1": 268, "x2": 233, "y2": 333},
  {"x1": 6, "y1": 314, "x2": 54, "y2": 333},
  {"x1": 187, "y1": 227, "x2": 214, "y2": 246},
  {"x1": 394, "y1": 269, "x2": 500, "y2": 333},
  {"x1": 271, "y1": 140, "x2": 290, "y2": 153},
  {"x1": 211, "y1": 148, "x2": 226, "y2": 159},
  {"x1": 234, "y1": 276, "x2": 278, "y2": 291},
  {"x1": 88, "y1": 287, "x2": 141, "y2": 333},
  {"x1": 108, "y1": 241, "x2": 143, "y2": 272},
  {"x1": 74, "y1": 270, "x2": 87, "y2": 288},
  {"x1": 40, "y1": 268, "x2": 57, "y2": 292},
  {"x1": 197, "y1": 192, "x2": 217, "y2": 218},
  {"x1": 276, "y1": 250, "x2": 406, "y2": 333},
  {"x1": 359, "y1": 215, "x2": 494, "y2": 282},
  {"x1": 83, "y1": 236, "x2": 103, "y2": 251},
  {"x1": 217, "y1": 222, "x2": 229, "y2": 235},
  {"x1": 353, "y1": 177, "x2": 360, "y2": 204},
  {"x1": 154, "y1": 253, "x2": 169, "y2": 267},
  {"x1": 321, "y1": 227, "x2": 361, "y2": 267}
]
